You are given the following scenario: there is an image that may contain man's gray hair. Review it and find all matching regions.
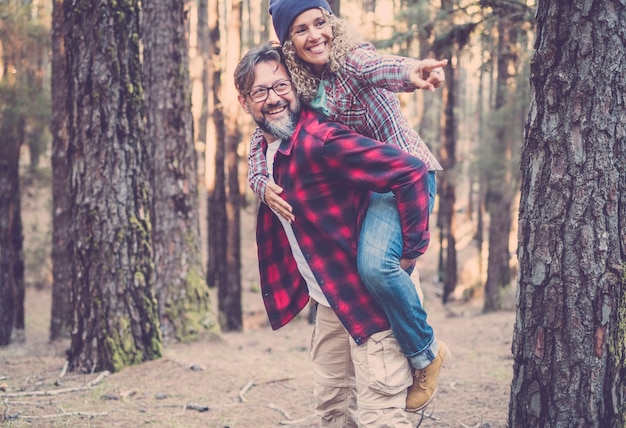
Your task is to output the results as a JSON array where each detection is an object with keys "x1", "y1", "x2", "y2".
[{"x1": 234, "y1": 42, "x2": 286, "y2": 96}]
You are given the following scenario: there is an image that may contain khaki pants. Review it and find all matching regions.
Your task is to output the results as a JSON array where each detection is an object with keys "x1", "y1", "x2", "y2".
[{"x1": 310, "y1": 304, "x2": 413, "y2": 427}]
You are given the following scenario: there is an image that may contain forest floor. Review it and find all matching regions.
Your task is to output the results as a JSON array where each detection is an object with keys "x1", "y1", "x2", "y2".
[{"x1": 0, "y1": 166, "x2": 517, "y2": 428}]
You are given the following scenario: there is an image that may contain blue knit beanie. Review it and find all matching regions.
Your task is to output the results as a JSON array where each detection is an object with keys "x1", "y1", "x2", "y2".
[{"x1": 269, "y1": 0, "x2": 333, "y2": 44}]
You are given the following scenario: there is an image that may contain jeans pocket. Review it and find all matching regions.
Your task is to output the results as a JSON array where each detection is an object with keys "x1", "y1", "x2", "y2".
[{"x1": 366, "y1": 330, "x2": 412, "y2": 396}]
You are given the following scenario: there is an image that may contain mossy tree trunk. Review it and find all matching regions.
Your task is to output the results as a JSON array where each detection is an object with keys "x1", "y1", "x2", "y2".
[
  {"x1": 511, "y1": 0, "x2": 626, "y2": 425},
  {"x1": 142, "y1": 0, "x2": 215, "y2": 344},
  {"x1": 63, "y1": 0, "x2": 162, "y2": 373}
]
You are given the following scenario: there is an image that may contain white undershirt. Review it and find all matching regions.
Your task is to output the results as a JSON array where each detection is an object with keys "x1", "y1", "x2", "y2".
[{"x1": 266, "y1": 140, "x2": 329, "y2": 307}]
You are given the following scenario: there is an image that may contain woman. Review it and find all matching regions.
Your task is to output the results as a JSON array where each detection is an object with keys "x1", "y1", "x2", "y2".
[{"x1": 247, "y1": 0, "x2": 450, "y2": 413}]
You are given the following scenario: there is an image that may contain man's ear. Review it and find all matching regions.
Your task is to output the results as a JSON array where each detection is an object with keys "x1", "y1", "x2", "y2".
[{"x1": 238, "y1": 94, "x2": 250, "y2": 113}]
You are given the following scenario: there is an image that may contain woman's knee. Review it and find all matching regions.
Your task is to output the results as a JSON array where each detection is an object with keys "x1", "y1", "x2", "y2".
[{"x1": 358, "y1": 254, "x2": 399, "y2": 286}]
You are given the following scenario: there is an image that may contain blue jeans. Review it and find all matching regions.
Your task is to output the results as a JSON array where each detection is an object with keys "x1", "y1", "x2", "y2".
[
  {"x1": 357, "y1": 173, "x2": 437, "y2": 369},
  {"x1": 427, "y1": 171, "x2": 436, "y2": 215}
]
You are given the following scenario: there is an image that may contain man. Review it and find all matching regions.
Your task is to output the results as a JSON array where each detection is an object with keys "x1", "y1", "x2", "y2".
[{"x1": 235, "y1": 43, "x2": 435, "y2": 427}]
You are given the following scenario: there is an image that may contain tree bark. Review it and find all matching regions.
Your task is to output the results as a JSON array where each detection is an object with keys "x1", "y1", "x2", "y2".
[
  {"x1": 64, "y1": 0, "x2": 162, "y2": 373},
  {"x1": 0, "y1": 58, "x2": 25, "y2": 345},
  {"x1": 50, "y1": 0, "x2": 71, "y2": 341},
  {"x1": 219, "y1": 0, "x2": 243, "y2": 331},
  {"x1": 0, "y1": 109, "x2": 24, "y2": 345},
  {"x1": 205, "y1": 0, "x2": 227, "y2": 292},
  {"x1": 142, "y1": 0, "x2": 215, "y2": 344},
  {"x1": 435, "y1": 0, "x2": 459, "y2": 302},
  {"x1": 511, "y1": 1, "x2": 626, "y2": 426}
]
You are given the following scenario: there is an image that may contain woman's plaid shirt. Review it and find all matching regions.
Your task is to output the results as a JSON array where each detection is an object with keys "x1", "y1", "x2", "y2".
[{"x1": 256, "y1": 107, "x2": 430, "y2": 343}]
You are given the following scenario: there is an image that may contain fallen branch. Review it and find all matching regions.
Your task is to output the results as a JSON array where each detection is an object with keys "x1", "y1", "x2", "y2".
[
  {"x1": 55, "y1": 362, "x2": 69, "y2": 386},
  {"x1": 268, "y1": 403, "x2": 291, "y2": 419},
  {"x1": 0, "y1": 371, "x2": 110, "y2": 398},
  {"x1": 238, "y1": 377, "x2": 294, "y2": 403},
  {"x1": 257, "y1": 377, "x2": 294, "y2": 385},
  {"x1": 184, "y1": 403, "x2": 209, "y2": 413},
  {"x1": 2, "y1": 400, "x2": 48, "y2": 407},
  {"x1": 20, "y1": 410, "x2": 108, "y2": 420},
  {"x1": 153, "y1": 402, "x2": 211, "y2": 415},
  {"x1": 238, "y1": 379, "x2": 255, "y2": 403}
]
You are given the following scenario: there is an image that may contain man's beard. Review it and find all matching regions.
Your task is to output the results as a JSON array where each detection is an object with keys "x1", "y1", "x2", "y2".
[{"x1": 256, "y1": 100, "x2": 300, "y2": 141}]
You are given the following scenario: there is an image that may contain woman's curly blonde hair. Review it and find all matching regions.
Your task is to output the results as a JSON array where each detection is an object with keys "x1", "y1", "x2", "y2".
[{"x1": 281, "y1": 9, "x2": 361, "y2": 103}]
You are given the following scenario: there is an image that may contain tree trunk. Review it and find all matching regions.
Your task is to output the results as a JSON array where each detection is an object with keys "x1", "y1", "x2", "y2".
[
  {"x1": 483, "y1": 193, "x2": 511, "y2": 310},
  {"x1": 142, "y1": 0, "x2": 215, "y2": 344},
  {"x1": 260, "y1": 0, "x2": 270, "y2": 42},
  {"x1": 0, "y1": 64, "x2": 26, "y2": 344},
  {"x1": 438, "y1": 48, "x2": 458, "y2": 304},
  {"x1": 0, "y1": 114, "x2": 24, "y2": 345},
  {"x1": 50, "y1": 0, "x2": 71, "y2": 341},
  {"x1": 219, "y1": 0, "x2": 243, "y2": 331},
  {"x1": 327, "y1": 0, "x2": 340, "y2": 16},
  {"x1": 64, "y1": 0, "x2": 162, "y2": 373},
  {"x1": 206, "y1": 0, "x2": 227, "y2": 292},
  {"x1": 484, "y1": 17, "x2": 516, "y2": 312},
  {"x1": 432, "y1": 0, "x2": 460, "y2": 303},
  {"x1": 511, "y1": 1, "x2": 626, "y2": 426}
]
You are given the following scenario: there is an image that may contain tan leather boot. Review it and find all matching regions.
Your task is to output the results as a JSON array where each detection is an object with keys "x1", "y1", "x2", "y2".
[{"x1": 406, "y1": 341, "x2": 450, "y2": 412}]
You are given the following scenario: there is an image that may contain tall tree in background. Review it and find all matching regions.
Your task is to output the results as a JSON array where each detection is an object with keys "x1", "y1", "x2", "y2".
[
  {"x1": 50, "y1": 0, "x2": 71, "y2": 341},
  {"x1": 0, "y1": 68, "x2": 24, "y2": 345},
  {"x1": 220, "y1": 0, "x2": 243, "y2": 331},
  {"x1": 511, "y1": 0, "x2": 626, "y2": 425},
  {"x1": 0, "y1": 0, "x2": 48, "y2": 344},
  {"x1": 328, "y1": 0, "x2": 341, "y2": 16},
  {"x1": 432, "y1": 0, "x2": 469, "y2": 303},
  {"x1": 260, "y1": 0, "x2": 271, "y2": 42},
  {"x1": 205, "y1": 0, "x2": 227, "y2": 294},
  {"x1": 482, "y1": 0, "x2": 531, "y2": 312},
  {"x1": 1, "y1": 2, "x2": 50, "y2": 173},
  {"x1": 142, "y1": 0, "x2": 215, "y2": 343},
  {"x1": 469, "y1": 12, "x2": 495, "y2": 292},
  {"x1": 63, "y1": 0, "x2": 161, "y2": 372}
]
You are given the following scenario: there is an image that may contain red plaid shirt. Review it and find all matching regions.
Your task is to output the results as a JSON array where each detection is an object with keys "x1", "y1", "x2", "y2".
[{"x1": 257, "y1": 107, "x2": 430, "y2": 343}]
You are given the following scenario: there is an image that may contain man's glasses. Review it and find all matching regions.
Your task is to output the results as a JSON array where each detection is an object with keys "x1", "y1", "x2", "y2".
[{"x1": 247, "y1": 80, "x2": 293, "y2": 103}]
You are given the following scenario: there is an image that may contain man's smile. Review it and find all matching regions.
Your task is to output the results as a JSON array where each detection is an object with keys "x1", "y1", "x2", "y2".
[{"x1": 265, "y1": 104, "x2": 288, "y2": 116}]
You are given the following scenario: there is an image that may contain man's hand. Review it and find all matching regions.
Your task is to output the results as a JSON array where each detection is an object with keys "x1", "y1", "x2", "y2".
[
  {"x1": 400, "y1": 257, "x2": 417, "y2": 271},
  {"x1": 409, "y1": 58, "x2": 449, "y2": 92},
  {"x1": 264, "y1": 181, "x2": 295, "y2": 223}
]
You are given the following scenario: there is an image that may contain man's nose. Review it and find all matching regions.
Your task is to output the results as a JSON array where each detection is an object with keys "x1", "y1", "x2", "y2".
[{"x1": 266, "y1": 87, "x2": 282, "y2": 103}]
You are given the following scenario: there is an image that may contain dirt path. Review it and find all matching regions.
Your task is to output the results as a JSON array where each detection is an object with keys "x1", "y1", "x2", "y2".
[{"x1": 1, "y1": 283, "x2": 514, "y2": 427}]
